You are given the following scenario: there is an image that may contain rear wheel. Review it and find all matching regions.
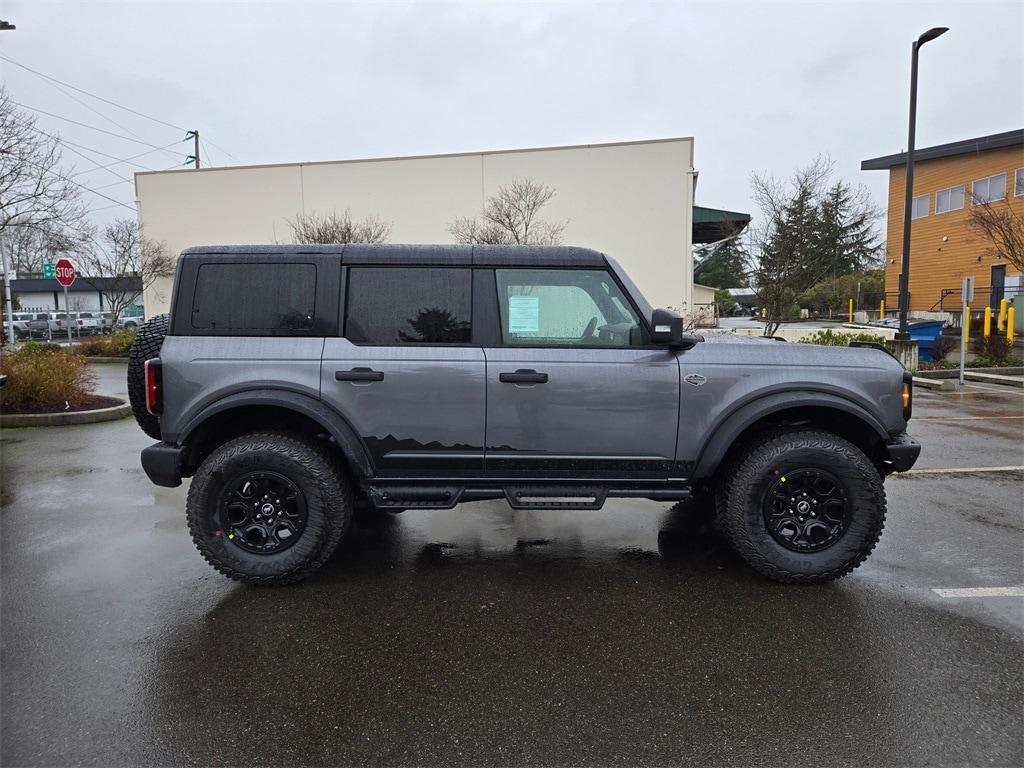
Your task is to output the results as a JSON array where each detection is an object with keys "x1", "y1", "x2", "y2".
[
  {"x1": 127, "y1": 314, "x2": 169, "y2": 439},
  {"x1": 186, "y1": 431, "x2": 352, "y2": 585},
  {"x1": 716, "y1": 429, "x2": 885, "y2": 584}
]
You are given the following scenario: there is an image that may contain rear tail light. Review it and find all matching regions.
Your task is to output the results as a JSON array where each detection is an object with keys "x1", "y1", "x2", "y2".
[
  {"x1": 144, "y1": 358, "x2": 163, "y2": 416},
  {"x1": 77, "y1": 319, "x2": 84, "y2": 326}
]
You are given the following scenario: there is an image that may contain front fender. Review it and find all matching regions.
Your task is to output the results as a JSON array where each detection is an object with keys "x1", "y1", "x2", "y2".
[{"x1": 690, "y1": 391, "x2": 890, "y2": 480}]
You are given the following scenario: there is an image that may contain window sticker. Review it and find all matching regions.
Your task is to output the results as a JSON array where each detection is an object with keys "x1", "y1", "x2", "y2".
[{"x1": 508, "y1": 295, "x2": 540, "y2": 333}]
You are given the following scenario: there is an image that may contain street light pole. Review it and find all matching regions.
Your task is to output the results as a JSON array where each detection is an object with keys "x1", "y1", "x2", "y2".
[{"x1": 896, "y1": 26, "x2": 948, "y2": 340}]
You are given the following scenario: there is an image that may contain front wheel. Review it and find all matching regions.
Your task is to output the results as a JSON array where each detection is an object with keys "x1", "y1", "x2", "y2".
[
  {"x1": 716, "y1": 429, "x2": 886, "y2": 584},
  {"x1": 186, "y1": 431, "x2": 352, "y2": 585}
]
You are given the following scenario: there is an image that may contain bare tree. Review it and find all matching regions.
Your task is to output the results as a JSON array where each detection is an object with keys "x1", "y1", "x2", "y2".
[
  {"x1": 2, "y1": 220, "x2": 91, "y2": 274},
  {"x1": 0, "y1": 86, "x2": 85, "y2": 245},
  {"x1": 78, "y1": 218, "x2": 174, "y2": 325},
  {"x1": 449, "y1": 178, "x2": 568, "y2": 245},
  {"x1": 289, "y1": 210, "x2": 391, "y2": 244},
  {"x1": 969, "y1": 198, "x2": 1024, "y2": 272}
]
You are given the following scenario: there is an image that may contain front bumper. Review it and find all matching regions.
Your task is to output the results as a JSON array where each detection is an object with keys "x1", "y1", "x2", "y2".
[
  {"x1": 141, "y1": 442, "x2": 187, "y2": 488},
  {"x1": 880, "y1": 431, "x2": 920, "y2": 474}
]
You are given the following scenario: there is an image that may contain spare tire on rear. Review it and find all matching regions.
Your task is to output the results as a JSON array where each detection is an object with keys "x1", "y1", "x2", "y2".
[{"x1": 127, "y1": 314, "x2": 169, "y2": 439}]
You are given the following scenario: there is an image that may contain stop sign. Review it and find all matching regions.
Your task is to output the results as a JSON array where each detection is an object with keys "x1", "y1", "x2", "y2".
[{"x1": 55, "y1": 258, "x2": 76, "y2": 288}]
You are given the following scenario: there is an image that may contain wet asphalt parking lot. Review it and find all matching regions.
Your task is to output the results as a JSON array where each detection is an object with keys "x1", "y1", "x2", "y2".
[{"x1": 2, "y1": 363, "x2": 1022, "y2": 767}]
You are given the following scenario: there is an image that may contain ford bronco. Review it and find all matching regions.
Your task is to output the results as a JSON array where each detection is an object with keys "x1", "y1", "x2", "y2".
[{"x1": 129, "y1": 244, "x2": 920, "y2": 585}]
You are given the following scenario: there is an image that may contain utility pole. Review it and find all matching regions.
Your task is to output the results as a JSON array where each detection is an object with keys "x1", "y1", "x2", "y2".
[
  {"x1": 1, "y1": 237, "x2": 16, "y2": 347},
  {"x1": 185, "y1": 130, "x2": 200, "y2": 168},
  {"x1": 896, "y1": 27, "x2": 948, "y2": 340}
]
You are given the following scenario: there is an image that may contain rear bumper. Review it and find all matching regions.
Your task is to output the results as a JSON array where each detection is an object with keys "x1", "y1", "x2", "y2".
[
  {"x1": 141, "y1": 442, "x2": 187, "y2": 488},
  {"x1": 881, "y1": 432, "x2": 920, "y2": 474}
]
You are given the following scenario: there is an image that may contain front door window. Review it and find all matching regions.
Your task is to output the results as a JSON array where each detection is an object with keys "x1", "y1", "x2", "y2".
[{"x1": 494, "y1": 269, "x2": 642, "y2": 347}]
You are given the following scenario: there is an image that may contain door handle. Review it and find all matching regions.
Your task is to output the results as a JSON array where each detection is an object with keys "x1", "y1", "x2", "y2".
[
  {"x1": 499, "y1": 369, "x2": 548, "y2": 384},
  {"x1": 335, "y1": 367, "x2": 384, "y2": 382}
]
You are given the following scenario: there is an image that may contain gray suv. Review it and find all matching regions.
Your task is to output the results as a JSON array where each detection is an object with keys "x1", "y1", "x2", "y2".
[{"x1": 130, "y1": 244, "x2": 920, "y2": 586}]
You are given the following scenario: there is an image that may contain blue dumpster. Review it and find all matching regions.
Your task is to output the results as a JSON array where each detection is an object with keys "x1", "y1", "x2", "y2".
[{"x1": 871, "y1": 319, "x2": 946, "y2": 361}]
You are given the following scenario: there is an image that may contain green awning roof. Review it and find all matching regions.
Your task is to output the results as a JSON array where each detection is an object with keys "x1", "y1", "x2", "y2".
[{"x1": 692, "y1": 205, "x2": 751, "y2": 244}]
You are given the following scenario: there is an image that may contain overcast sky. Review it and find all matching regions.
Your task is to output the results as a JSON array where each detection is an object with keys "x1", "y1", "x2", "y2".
[{"x1": 3, "y1": 0, "x2": 1022, "y2": 236}]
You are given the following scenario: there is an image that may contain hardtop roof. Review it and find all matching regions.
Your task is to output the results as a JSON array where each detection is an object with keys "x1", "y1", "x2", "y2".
[{"x1": 179, "y1": 243, "x2": 608, "y2": 267}]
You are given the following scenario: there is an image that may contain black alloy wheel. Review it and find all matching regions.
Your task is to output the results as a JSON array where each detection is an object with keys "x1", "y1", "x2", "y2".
[
  {"x1": 762, "y1": 468, "x2": 850, "y2": 552},
  {"x1": 219, "y1": 471, "x2": 308, "y2": 554}
]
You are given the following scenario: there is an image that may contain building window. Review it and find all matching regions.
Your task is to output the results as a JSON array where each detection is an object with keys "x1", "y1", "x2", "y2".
[
  {"x1": 911, "y1": 194, "x2": 929, "y2": 219},
  {"x1": 345, "y1": 267, "x2": 472, "y2": 344},
  {"x1": 936, "y1": 184, "x2": 965, "y2": 214},
  {"x1": 1015, "y1": 168, "x2": 1024, "y2": 197},
  {"x1": 972, "y1": 172, "x2": 1007, "y2": 204}
]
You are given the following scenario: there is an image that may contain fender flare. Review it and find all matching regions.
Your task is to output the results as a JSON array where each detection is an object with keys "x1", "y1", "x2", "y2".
[
  {"x1": 691, "y1": 391, "x2": 889, "y2": 480},
  {"x1": 180, "y1": 388, "x2": 374, "y2": 477}
]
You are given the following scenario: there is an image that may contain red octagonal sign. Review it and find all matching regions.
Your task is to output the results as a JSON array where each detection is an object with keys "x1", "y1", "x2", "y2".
[{"x1": 55, "y1": 258, "x2": 76, "y2": 288}]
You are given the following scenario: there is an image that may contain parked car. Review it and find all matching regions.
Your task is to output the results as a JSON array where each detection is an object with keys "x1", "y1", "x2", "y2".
[
  {"x1": 98, "y1": 312, "x2": 114, "y2": 333},
  {"x1": 129, "y1": 244, "x2": 920, "y2": 587},
  {"x1": 118, "y1": 315, "x2": 145, "y2": 329},
  {"x1": 25, "y1": 312, "x2": 54, "y2": 338},
  {"x1": 9, "y1": 313, "x2": 34, "y2": 340},
  {"x1": 51, "y1": 312, "x2": 73, "y2": 336},
  {"x1": 73, "y1": 312, "x2": 102, "y2": 335}
]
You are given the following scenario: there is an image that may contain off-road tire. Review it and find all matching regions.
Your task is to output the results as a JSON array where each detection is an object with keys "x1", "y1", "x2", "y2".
[
  {"x1": 716, "y1": 429, "x2": 886, "y2": 584},
  {"x1": 186, "y1": 431, "x2": 352, "y2": 585},
  {"x1": 127, "y1": 314, "x2": 169, "y2": 439}
]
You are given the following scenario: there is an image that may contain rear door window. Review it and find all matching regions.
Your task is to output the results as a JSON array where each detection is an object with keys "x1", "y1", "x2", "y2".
[
  {"x1": 345, "y1": 267, "x2": 472, "y2": 344},
  {"x1": 191, "y1": 263, "x2": 317, "y2": 331}
]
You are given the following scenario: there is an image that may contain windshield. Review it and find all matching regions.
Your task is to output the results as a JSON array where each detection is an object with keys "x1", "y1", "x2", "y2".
[{"x1": 606, "y1": 256, "x2": 653, "y2": 323}]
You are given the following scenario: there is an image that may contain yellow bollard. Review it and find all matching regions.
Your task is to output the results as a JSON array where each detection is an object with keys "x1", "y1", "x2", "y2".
[
  {"x1": 1008, "y1": 307, "x2": 1016, "y2": 345},
  {"x1": 983, "y1": 306, "x2": 992, "y2": 337},
  {"x1": 848, "y1": 299, "x2": 854, "y2": 323},
  {"x1": 964, "y1": 305, "x2": 971, "y2": 347},
  {"x1": 879, "y1": 299, "x2": 885, "y2": 319},
  {"x1": 761, "y1": 307, "x2": 767, "y2": 318},
  {"x1": 999, "y1": 298, "x2": 1008, "y2": 331}
]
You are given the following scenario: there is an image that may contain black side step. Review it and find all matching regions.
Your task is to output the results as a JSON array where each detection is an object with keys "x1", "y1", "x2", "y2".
[
  {"x1": 367, "y1": 485, "x2": 463, "y2": 510},
  {"x1": 504, "y1": 486, "x2": 608, "y2": 510}
]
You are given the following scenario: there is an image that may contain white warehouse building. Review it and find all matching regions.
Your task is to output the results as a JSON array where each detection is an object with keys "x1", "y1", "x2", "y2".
[{"x1": 135, "y1": 138, "x2": 746, "y2": 316}]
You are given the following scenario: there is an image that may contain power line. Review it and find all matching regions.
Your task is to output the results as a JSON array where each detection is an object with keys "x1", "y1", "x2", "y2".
[
  {"x1": 59, "y1": 141, "x2": 135, "y2": 184},
  {"x1": 1, "y1": 50, "x2": 239, "y2": 166},
  {"x1": 12, "y1": 101, "x2": 182, "y2": 149},
  {"x1": 22, "y1": 158, "x2": 137, "y2": 211},
  {"x1": 0, "y1": 51, "x2": 187, "y2": 133},
  {"x1": 11, "y1": 58, "x2": 183, "y2": 165},
  {"x1": 201, "y1": 135, "x2": 239, "y2": 163},
  {"x1": 61, "y1": 139, "x2": 185, "y2": 175}
]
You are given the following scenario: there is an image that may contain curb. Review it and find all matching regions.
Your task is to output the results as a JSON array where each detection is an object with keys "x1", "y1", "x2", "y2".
[
  {"x1": 916, "y1": 367, "x2": 1024, "y2": 379},
  {"x1": 963, "y1": 372, "x2": 1024, "y2": 389},
  {"x1": 85, "y1": 357, "x2": 129, "y2": 364},
  {"x1": 0, "y1": 399, "x2": 132, "y2": 428},
  {"x1": 912, "y1": 376, "x2": 957, "y2": 392}
]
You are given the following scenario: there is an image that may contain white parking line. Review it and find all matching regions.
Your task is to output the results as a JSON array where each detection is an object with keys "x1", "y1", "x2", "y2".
[
  {"x1": 901, "y1": 466, "x2": 1024, "y2": 475},
  {"x1": 932, "y1": 587, "x2": 1024, "y2": 598},
  {"x1": 913, "y1": 415, "x2": 1024, "y2": 421}
]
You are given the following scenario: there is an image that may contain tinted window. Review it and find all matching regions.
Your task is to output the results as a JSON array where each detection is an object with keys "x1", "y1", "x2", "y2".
[
  {"x1": 494, "y1": 269, "x2": 641, "y2": 347},
  {"x1": 192, "y1": 263, "x2": 316, "y2": 331},
  {"x1": 345, "y1": 267, "x2": 471, "y2": 344}
]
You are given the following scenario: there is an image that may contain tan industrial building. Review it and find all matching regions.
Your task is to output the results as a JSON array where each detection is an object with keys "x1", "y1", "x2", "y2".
[{"x1": 136, "y1": 137, "x2": 743, "y2": 317}]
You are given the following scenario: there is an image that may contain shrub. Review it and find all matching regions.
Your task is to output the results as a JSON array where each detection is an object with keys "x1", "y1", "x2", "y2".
[
  {"x1": 0, "y1": 343, "x2": 96, "y2": 413},
  {"x1": 930, "y1": 333, "x2": 958, "y2": 362},
  {"x1": 968, "y1": 335, "x2": 1021, "y2": 368},
  {"x1": 74, "y1": 329, "x2": 136, "y2": 357},
  {"x1": 798, "y1": 329, "x2": 892, "y2": 348}
]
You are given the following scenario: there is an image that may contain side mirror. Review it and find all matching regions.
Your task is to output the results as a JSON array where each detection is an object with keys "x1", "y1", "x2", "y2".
[{"x1": 650, "y1": 308, "x2": 684, "y2": 346}]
